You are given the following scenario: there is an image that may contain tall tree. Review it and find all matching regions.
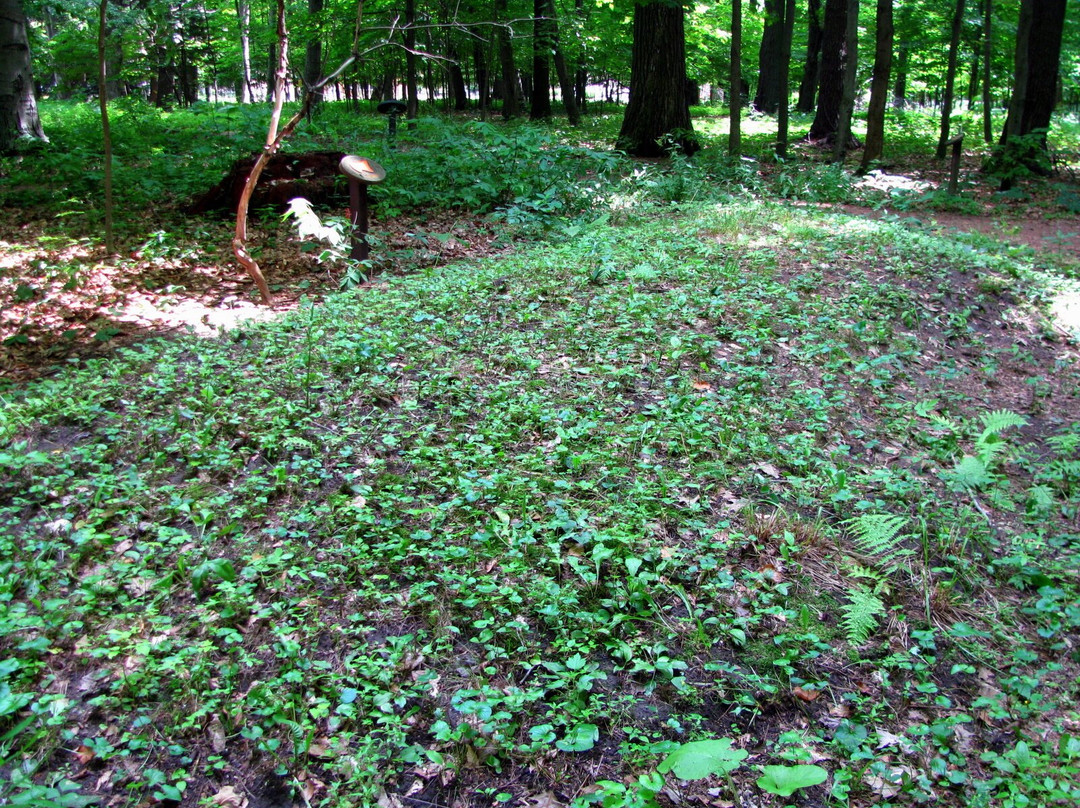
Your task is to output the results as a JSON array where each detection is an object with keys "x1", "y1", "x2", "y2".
[
  {"x1": 531, "y1": 0, "x2": 552, "y2": 119},
  {"x1": 0, "y1": 0, "x2": 46, "y2": 152},
  {"x1": 753, "y1": 0, "x2": 783, "y2": 114},
  {"x1": 795, "y1": 0, "x2": 822, "y2": 112},
  {"x1": 405, "y1": 0, "x2": 419, "y2": 126},
  {"x1": 616, "y1": 1, "x2": 697, "y2": 157},
  {"x1": 891, "y1": 4, "x2": 911, "y2": 107},
  {"x1": 981, "y1": 0, "x2": 992, "y2": 143},
  {"x1": 729, "y1": 0, "x2": 741, "y2": 155},
  {"x1": 547, "y1": 0, "x2": 581, "y2": 124},
  {"x1": 97, "y1": 0, "x2": 114, "y2": 254},
  {"x1": 236, "y1": 0, "x2": 254, "y2": 102},
  {"x1": 495, "y1": 0, "x2": 520, "y2": 118},
  {"x1": 860, "y1": 0, "x2": 893, "y2": 171},
  {"x1": 1015, "y1": 0, "x2": 1067, "y2": 139},
  {"x1": 934, "y1": 0, "x2": 966, "y2": 159},
  {"x1": 305, "y1": 0, "x2": 325, "y2": 107},
  {"x1": 807, "y1": 0, "x2": 855, "y2": 145},
  {"x1": 776, "y1": 0, "x2": 796, "y2": 157},
  {"x1": 830, "y1": 0, "x2": 858, "y2": 160}
]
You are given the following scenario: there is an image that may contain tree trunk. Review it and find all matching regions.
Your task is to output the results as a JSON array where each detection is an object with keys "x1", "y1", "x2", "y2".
[
  {"x1": 1018, "y1": 0, "x2": 1066, "y2": 139},
  {"x1": 808, "y1": 0, "x2": 855, "y2": 145},
  {"x1": 729, "y1": 0, "x2": 742, "y2": 155},
  {"x1": 935, "y1": 0, "x2": 965, "y2": 159},
  {"x1": 448, "y1": 47, "x2": 467, "y2": 109},
  {"x1": 981, "y1": 0, "x2": 992, "y2": 143},
  {"x1": 236, "y1": 0, "x2": 253, "y2": 102},
  {"x1": 891, "y1": 5, "x2": 910, "y2": 108},
  {"x1": 496, "y1": 0, "x2": 519, "y2": 118},
  {"x1": 531, "y1": 0, "x2": 552, "y2": 119},
  {"x1": 831, "y1": 0, "x2": 859, "y2": 160},
  {"x1": 405, "y1": 0, "x2": 419, "y2": 126},
  {"x1": 616, "y1": 2, "x2": 697, "y2": 157},
  {"x1": 796, "y1": 0, "x2": 822, "y2": 113},
  {"x1": 0, "y1": 0, "x2": 46, "y2": 152},
  {"x1": 776, "y1": 0, "x2": 796, "y2": 157},
  {"x1": 753, "y1": 0, "x2": 783, "y2": 114},
  {"x1": 305, "y1": 0, "x2": 324, "y2": 107},
  {"x1": 859, "y1": 0, "x2": 893, "y2": 171},
  {"x1": 547, "y1": 0, "x2": 580, "y2": 124},
  {"x1": 97, "y1": 0, "x2": 114, "y2": 253}
]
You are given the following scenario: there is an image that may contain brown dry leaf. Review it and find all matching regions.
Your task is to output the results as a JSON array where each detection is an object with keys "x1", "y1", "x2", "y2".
[
  {"x1": 307, "y1": 737, "x2": 334, "y2": 759},
  {"x1": 207, "y1": 716, "x2": 227, "y2": 753},
  {"x1": 692, "y1": 379, "x2": 712, "y2": 391},
  {"x1": 376, "y1": 791, "x2": 404, "y2": 808},
  {"x1": 525, "y1": 792, "x2": 564, "y2": 808},
  {"x1": 74, "y1": 744, "x2": 95, "y2": 766},
  {"x1": 750, "y1": 462, "x2": 782, "y2": 479},
  {"x1": 792, "y1": 686, "x2": 821, "y2": 702},
  {"x1": 829, "y1": 702, "x2": 852, "y2": 717},
  {"x1": 211, "y1": 786, "x2": 249, "y2": 808}
]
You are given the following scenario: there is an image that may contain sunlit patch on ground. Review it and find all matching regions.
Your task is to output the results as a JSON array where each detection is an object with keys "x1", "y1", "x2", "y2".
[{"x1": 856, "y1": 170, "x2": 934, "y2": 194}]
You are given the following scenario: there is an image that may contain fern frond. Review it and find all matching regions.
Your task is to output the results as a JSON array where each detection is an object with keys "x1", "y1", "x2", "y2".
[
  {"x1": 845, "y1": 514, "x2": 914, "y2": 576},
  {"x1": 840, "y1": 586, "x2": 886, "y2": 646},
  {"x1": 842, "y1": 559, "x2": 888, "y2": 591},
  {"x1": 978, "y1": 409, "x2": 1027, "y2": 441}
]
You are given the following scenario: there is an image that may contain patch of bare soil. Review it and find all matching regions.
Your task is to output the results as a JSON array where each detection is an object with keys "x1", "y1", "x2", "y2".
[{"x1": 0, "y1": 208, "x2": 512, "y2": 384}]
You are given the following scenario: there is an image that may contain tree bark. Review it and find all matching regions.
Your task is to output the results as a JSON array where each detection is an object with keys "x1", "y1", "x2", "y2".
[
  {"x1": 729, "y1": 0, "x2": 742, "y2": 155},
  {"x1": 236, "y1": 0, "x2": 254, "y2": 102},
  {"x1": 0, "y1": 0, "x2": 46, "y2": 152},
  {"x1": 616, "y1": 2, "x2": 697, "y2": 157},
  {"x1": 891, "y1": 4, "x2": 911, "y2": 108},
  {"x1": 796, "y1": 0, "x2": 822, "y2": 113},
  {"x1": 860, "y1": 0, "x2": 893, "y2": 171},
  {"x1": 935, "y1": 0, "x2": 966, "y2": 159},
  {"x1": 496, "y1": 0, "x2": 519, "y2": 118},
  {"x1": 531, "y1": 0, "x2": 552, "y2": 119},
  {"x1": 981, "y1": 0, "x2": 992, "y2": 143},
  {"x1": 776, "y1": 0, "x2": 796, "y2": 157},
  {"x1": 405, "y1": 0, "x2": 419, "y2": 126},
  {"x1": 1018, "y1": 0, "x2": 1066, "y2": 138},
  {"x1": 305, "y1": 0, "x2": 324, "y2": 107},
  {"x1": 97, "y1": 0, "x2": 115, "y2": 254},
  {"x1": 831, "y1": 0, "x2": 859, "y2": 160},
  {"x1": 808, "y1": 0, "x2": 855, "y2": 146},
  {"x1": 753, "y1": 0, "x2": 783, "y2": 114},
  {"x1": 546, "y1": 0, "x2": 580, "y2": 124}
]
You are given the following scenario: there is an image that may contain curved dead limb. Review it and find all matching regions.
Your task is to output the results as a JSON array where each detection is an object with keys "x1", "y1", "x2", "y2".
[{"x1": 232, "y1": 0, "x2": 366, "y2": 305}]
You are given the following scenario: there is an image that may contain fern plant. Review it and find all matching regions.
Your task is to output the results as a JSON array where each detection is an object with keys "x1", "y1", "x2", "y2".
[
  {"x1": 840, "y1": 584, "x2": 887, "y2": 646},
  {"x1": 845, "y1": 513, "x2": 914, "y2": 577},
  {"x1": 943, "y1": 409, "x2": 1027, "y2": 490}
]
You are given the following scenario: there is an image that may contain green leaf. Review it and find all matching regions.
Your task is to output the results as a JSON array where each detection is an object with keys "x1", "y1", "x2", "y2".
[
  {"x1": 555, "y1": 723, "x2": 598, "y2": 752},
  {"x1": 950, "y1": 454, "x2": 991, "y2": 489},
  {"x1": 658, "y1": 738, "x2": 749, "y2": 780},
  {"x1": 756, "y1": 764, "x2": 828, "y2": 796}
]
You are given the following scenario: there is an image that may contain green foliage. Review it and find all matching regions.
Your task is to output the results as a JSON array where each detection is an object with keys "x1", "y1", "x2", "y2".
[
  {"x1": 839, "y1": 585, "x2": 888, "y2": 646},
  {"x1": 845, "y1": 514, "x2": 914, "y2": 576},
  {"x1": 756, "y1": 764, "x2": 829, "y2": 797},
  {"x1": 657, "y1": 738, "x2": 748, "y2": 779}
]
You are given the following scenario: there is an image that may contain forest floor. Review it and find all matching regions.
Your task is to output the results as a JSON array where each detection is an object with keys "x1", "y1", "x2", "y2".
[{"x1": 3, "y1": 109, "x2": 1080, "y2": 808}]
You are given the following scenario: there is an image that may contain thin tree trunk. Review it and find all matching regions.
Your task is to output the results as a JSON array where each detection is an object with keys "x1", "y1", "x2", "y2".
[
  {"x1": 729, "y1": 0, "x2": 742, "y2": 155},
  {"x1": 776, "y1": 0, "x2": 796, "y2": 157},
  {"x1": 97, "y1": 0, "x2": 115, "y2": 254},
  {"x1": 935, "y1": 0, "x2": 966, "y2": 159},
  {"x1": 860, "y1": 0, "x2": 893, "y2": 171},
  {"x1": 1001, "y1": 0, "x2": 1032, "y2": 144},
  {"x1": 831, "y1": 0, "x2": 858, "y2": 161},
  {"x1": 236, "y1": 0, "x2": 253, "y2": 102},
  {"x1": 305, "y1": 0, "x2": 324, "y2": 107},
  {"x1": 796, "y1": 0, "x2": 822, "y2": 112},
  {"x1": 982, "y1": 0, "x2": 992, "y2": 143},
  {"x1": 547, "y1": 0, "x2": 580, "y2": 123},
  {"x1": 496, "y1": 0, "x2": 519, "y2": 118},
  {"x1": 405, "y1": 0, "x2": 418, "y2": 127},
  {"x1": 892, "y1": 5, "x2": 910, "y2": 108}
]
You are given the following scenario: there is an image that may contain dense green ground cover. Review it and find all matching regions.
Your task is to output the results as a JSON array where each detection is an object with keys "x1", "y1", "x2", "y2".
[{"x1": 2, "y1": 103, "x2": 1080, "y2": 807}]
